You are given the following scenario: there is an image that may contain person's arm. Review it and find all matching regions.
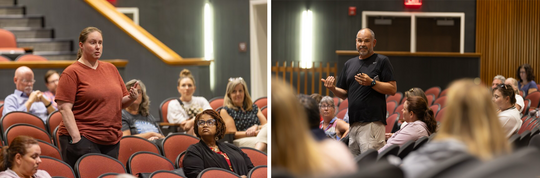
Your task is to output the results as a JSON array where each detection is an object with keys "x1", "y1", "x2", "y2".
[
  {"x1": 24, "y1": 91, "x2": 39, "y2": 112},
  {"x1": 57, "y1": 101, "x2": 81, "y2": 143},
  {"x1": 387, "y1": 124, "x2": 425, "y2": 147},
  {"x1": 127, "y1": 131, "x2": 164, "y2": 140},
  {"x1": 528, "y1": 88, "x2": 538, "y2": 95},
  {"x1": 3, "y1": 95, "x2": 31, "y2": 116},
  {"x1": 183, "y1": 149, "x2": 206, "y2": 178},
  {"x1": 337, "y1": 120, "x2": 349, "y2": 140},
  {"x1": 321, "y1": 76, "x2": 348, "y2": 100},
  {"x1": 38, "y1": 92, "x2": 56, "y2": 114},
  {"x1": 357, "y1": 73, "x2": 397, "y2": 95},
  {"x1": 121, "y1": 82, "x2": 139, "y2": 109},
  {"x1": 220, "y1": 109, "x2": 238, "y2": 134}
]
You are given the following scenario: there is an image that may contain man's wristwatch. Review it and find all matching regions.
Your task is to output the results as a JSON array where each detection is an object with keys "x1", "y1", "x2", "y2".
[{"x1": 371, "y1": 80, "x2": 376, "y2": 87}]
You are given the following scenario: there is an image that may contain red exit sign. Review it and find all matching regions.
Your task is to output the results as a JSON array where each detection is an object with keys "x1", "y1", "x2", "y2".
[{"x1": 405, "y1": 0, "x2": 422, "y2": 6}]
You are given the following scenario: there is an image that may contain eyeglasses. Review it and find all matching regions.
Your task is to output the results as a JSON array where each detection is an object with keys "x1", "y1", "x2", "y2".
[
  {"x1": 47, "y1": 79, "x2": 59, "y2": 84},
  {"x1": 319, "y1": 105, "x2": 334, "y2": 109},
  {"x1": 21, "y1": 79, "x2": 35, "y2": 84},
  {"x1": 229, "y1": 77, "x2": 244, "y2": 82},
  {"x1": 197, "y1": 119, "x2": 216, "y2": 127}
]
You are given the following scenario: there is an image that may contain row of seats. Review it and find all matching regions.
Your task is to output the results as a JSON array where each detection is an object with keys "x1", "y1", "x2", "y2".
[{"x1": 0, "y1": 54, "x2": 49, "y2": 61}]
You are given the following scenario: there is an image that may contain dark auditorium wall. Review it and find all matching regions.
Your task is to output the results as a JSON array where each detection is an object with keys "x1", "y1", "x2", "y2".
[
  {"x1": 272, "y1": 0, "x2": 478, "y2": 92},
  {"x1": 5, "y1": 0, "x2": 251, "y2": 119}
]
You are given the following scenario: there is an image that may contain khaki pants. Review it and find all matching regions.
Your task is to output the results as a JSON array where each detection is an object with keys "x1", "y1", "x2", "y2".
[
  {"x1": 348, "y1": 121, "x2": 386, "y2": 156},
  {"x1": 233, "y1": 137, "x2": 258, "y2": 148}
]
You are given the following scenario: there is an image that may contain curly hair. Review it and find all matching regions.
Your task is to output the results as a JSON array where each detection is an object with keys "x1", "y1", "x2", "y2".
[
  {"x1": 126, "y1": 79, "x2": 150, "y2": 116},
  {"x1": 405, "y1": 96, "x2": 437, "y2": 134},
  {"x1": 517, "y1": 64, "x2": 536, "y2": 82},
  {"x1": 194, "y1": 109, "x2": 227, "y2": 140},
  {"x1": 0, "y1": 136, "x2": 38, "y2": 171}
]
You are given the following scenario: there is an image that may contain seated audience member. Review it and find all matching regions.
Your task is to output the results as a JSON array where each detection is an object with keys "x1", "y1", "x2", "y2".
[
  {"x1": 505, "y1": 77, "x2": 525, "y2": 113},
  {"x1": 122, "y1": 79, "x2": 165, "y2": 141},
  {"x1": 379, "y1": 96, "x2": 436, "y2": 153},
  {"x1": 254, "y1": 124, "x2": 267, "y2": 152},
  {"x1": 220, "y1": 77, "x2": 267, "y2": 148},
  {"x1": 2, "y1": 66, "x2": 55, "y2": 121},
  {"x1": 168, "y1": 69, "x2": 212, "y2": 135},
  {"x1": 273, "y1": 79, "x2": 356, "y2": 177},
  {"x1": 492, "y1": 75, "x2": 506, "y2": 90},
  {"x1": 493, "y1": 84, "x2": 522, "y2": 137},
  {"x1": 319, "y1": 96, "x2": 349, "y2": 140},
  {"x1": 309, "y1": 93, "x2": 323, "y2": 104},
  {"x1": 517, "y1": 64, "x2": 538, "y2": 97},
  {"x1": 42, "y1": 70, "x2": 59, "y2": 110},
  {"x1": 0, "y1": 136, "x2": 51, "y2": 178},
  {"x1": 183, "y1": 109, "x2": 254, "y2": 178},
  {"x1": 388, "y1": 87, "x2": 428, "y2": 139},
  {"x1": 297, "y1": 94, "x2": 326, "y2": 141},
  {"x1": 402, "y1": 79, "x2": 511, "y2": 178}
]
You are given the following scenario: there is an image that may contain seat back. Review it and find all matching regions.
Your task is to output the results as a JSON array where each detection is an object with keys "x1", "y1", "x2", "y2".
[
  {"x1": 522, "y1": 99, "x2": 531, "y2": 116},
  {"x1": 0, "y1": 104, "x2": 3, "y2": 117},
  {"x1": 46, "y1": 111, "x2": 62, "y2": 134},
  {"x1": 128, "y1": 151, "x2": 174, "y2": 175},
  {"x1": 150, "y1": 170, "x2": 186, "y2": 178},
  {"x1": 15, "y1": 54, "x2": 48, "y2": 61},
  {"x1": 414, "y1": 136, "x2": 429, "y2": 150},
  {"x1": 98, "y1": 173, "x2": 120, "y2": 178},
  {"x1": 528, "y1": 134, "x2": 540, "y2": 149},
  {"x1": 333, "y1": 97, "x2": 341, "y2": 107},
  {"x1": 39, "y1": 156, "x2": 76, "y2": 178},
  {"x1": 248, "y1": 165, "x2": 267, "y2": 178},
  {"x1": 385, "y1": 113, "x2": 399, "y2": 133},
  {"x1": 386, "y1": 101, "x2": 397, "y2": 115},
  {"x1": 355, "y1": 149, "x2": 378, "y2": 167},
  {"x1": 1, "y1": 111, "x2": 47, "y2": 134},
  {"x1": 254, "y1": 97, "x2": 267, "y2": 109},
  {"x1": 433, "y1": 96, "x2": 447, "y2": 108},
  {"x1": 162, "y1": 133, "x2": 200, "y2": 162},
  {"x1": 0, "y1": 29, "x2": 17, "y2": 48},
  {"x1": 240, "y1": 147, "x2": 267, "y2": 167},
  {"x1": 518, "y1": 116, "x2": 532, "y2": 134},
  {"x1": 525, "y1": 92, "x2": 540, "y2": 109},
  {"x1": 386, "y1": 92, "x2": 403, "y2": 104},
  {"x1": 338, "y1": 99, "x2": 348, "y2": 112},
  {"x1": 440, "y1": 88, "x2": 449, "y2": 97},
  {"x1": 175, "y1": 151, "x2": 187, "y2": 168},
  {"x1": 118, "y1": 136, "x2": 161, "y2": 166},
  {"x1": 435, "y1": 107, "x2": 446, "y2": 122},
  {"x1": 418, "y1": 153, "x2": 480, "y2": 178},
  {"x1": 261, "y1": 106, "x2": 267, "y2": 119},
  {"x1": 75, "y1": 153, "x2": 126, "y2": 178},
  {"x1": 4, "y1": 124, "x2": 52, "y2": 145},
  {"x1": 198, "y1": 168, "x2": 240, "y2": 178},
  {"x1": 425, "y1": 86, "x2": 442, "y2": 99},
  {"x1": 53, "y1": 126, "x2": 61, "y2": 148},
  {"x1": 37, "y1": 140, "x2": 62, "y2": 160},
  {"x1": 377, "y1": 144, "x2": 399, "y2": 161},
  {"x1": 159, "y1": 97, "x2": 177, "y2": 123},
  {"x1": 209, "y1": 97, "x2": 224, "y2": 111},
  {"x1": 426, "y1": 94, "x2": 435, "y2": 106},
  {"x1": 0, "y1": 55, "x2": 10, "y2": 61},
  {"x1": 336, "y1": 109, "x2": 348, "y2": 120},
  {"x1": 397, "y1": 140, "x2": 415, "y2": 159},
  {"x1": 429, "y1": 104, "x2": 440, "y2": 117},
  {"x1": 460, "y1": 148, "x2": 540, "y2": 178}
]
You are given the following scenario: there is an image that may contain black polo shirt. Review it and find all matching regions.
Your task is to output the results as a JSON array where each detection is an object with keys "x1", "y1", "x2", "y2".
[{"x1": 336, "y1": 53, "x2": 396, "y2": 125}]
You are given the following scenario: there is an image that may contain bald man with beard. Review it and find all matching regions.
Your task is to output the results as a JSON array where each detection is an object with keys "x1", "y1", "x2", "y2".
[{"x1": 2, "y1": 66, "x2": 55, "y2": 121}]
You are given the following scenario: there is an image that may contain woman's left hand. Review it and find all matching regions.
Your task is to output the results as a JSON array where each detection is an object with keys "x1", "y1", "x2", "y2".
[
  {"x1": 129, "y1": 81, "x2": 139, "y2": 100},
  {"x1": 246, "y1": 125, "x2": 258, "y2": 136}
]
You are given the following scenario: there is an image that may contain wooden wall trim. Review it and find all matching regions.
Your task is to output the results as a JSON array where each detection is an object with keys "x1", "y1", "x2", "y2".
[
  {"x1": 477, "y1": 0, "x2": 540, "y2": 85},
  {"x1": 0, "y1": 59, "x2": 128, "y2": 69},
  {"x1": 85, "y1": 0, "x2": 211, "y2": 66},
  {"x1": 336, "y1": 50, "x2": 481, "y2": 58}
]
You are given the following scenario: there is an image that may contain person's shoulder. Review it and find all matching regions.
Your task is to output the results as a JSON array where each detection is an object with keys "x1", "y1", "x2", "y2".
[
  {"x1": 374, "y1": 53, "x2": 390, "y2": 62},
  {"x1": 344, "y1": 57, "x2": 358, "y2": 65},
  {"x1": 99, "y1": 60, "x2": 116, "y2": 68},
  {"x1": 193, "y1": 96, "x2": 209, "y2": 102},
  {"x1": 35, "y1": 170, "x2": 51, "y2": 177},
  {"x1": 530, "y1": 80, "x2": 538, "y2": 85}
]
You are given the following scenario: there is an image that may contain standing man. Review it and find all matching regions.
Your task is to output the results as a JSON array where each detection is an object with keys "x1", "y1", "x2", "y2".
[
  {"x1": 3, "y1": 66, "x2": 56, "y2": 122},
  {"x1": 322, "y1": 28, "x2": 397, "y2": 156}
]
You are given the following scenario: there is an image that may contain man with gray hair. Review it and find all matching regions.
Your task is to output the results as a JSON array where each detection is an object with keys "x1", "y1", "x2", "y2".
[
  {"x1": 505, "y1": 77, "x2": 525, "y2": 113},
  {"x1": 492, "y1": 75, "x2": 506, "y2": 90},
  {"x1": 322, "y1": 28, "x2": 397, "y2": 156}
]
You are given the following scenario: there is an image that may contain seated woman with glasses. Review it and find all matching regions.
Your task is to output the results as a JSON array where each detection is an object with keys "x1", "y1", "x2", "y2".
[
  {"x1": 493, "y1": 84, "x2": 522, "y2": 137},
  {"x1": 220, "y1": 77, "x2": 267, "y2": 148},
  {"x1": 168, "y1": 69, "x2": 212, "y2": 135},
  {"x1": 379, "y1": 96, "x2": 437, "y2": 153},
  {"x1": 319, "y1": 96, "x2": 349, "y2": 140},
  {"x1": 183, "y1": 109, "x2": 254, "y2": 178},
  {"x1": 122, "y1": 79, "x2": 165, "y2": 141}
]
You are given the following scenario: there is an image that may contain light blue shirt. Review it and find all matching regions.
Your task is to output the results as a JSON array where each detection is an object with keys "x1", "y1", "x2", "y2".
[{"x1": 2, "y1": 89, "x2": 48, "y2": 122}]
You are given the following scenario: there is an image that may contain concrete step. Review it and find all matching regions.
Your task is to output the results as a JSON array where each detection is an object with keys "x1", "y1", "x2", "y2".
[
  {"x1": 0, "y1": 6, "x2": 24, "y2": 15},
  {"x1": 17, "y1": 38, "x2": 72, "y2": 52},
  {"x1": 0, "y1": 15, "x2": 43, "y2": 28},
  {"x1": 0, "y1": 0, "x2": 14, "y2": 6},
  {"x1": 4, "y1": 27, "x2": 53, "y2": 39},
  {"x1": 34, "y1": 51, "x2": 76, "y2": 61}
]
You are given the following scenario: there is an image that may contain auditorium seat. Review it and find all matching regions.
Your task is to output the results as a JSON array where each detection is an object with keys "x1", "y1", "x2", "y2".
[
  {"x1": 15, "y1": 54, "x2": 48, "y2": 61},
  {"x1": 149, "y1": 170, "x2": 186, "y2": 178},
  {"x1": 127, "y1": 151, "x2": 174, "y2": 176},
  {"x1": 162, "y1": 133, "x2": 199, "y2": 163},
  {"x1": 248, "y1": 165, "x2": 267, "y2": 178},
  {"x1": 37, "y1": 140, "x2": 62, "y2": 160},
  {"x1": 386, "y1": 92, "x2": 403, "y2": 104},
  {"x1": 175, "y1": 151, "x2": 187, "y2": 168},
  {"x1": 386, "y1": 113, "x2": 399, "y2": 133},
  {"x1": 426, "y1": 94, "x2": 435, "y2": 106},
  {"x1": 386, "y1": 101, "x2": 398, "y2": 115},
  {"x1": 198, "y1": 167, "x2": 241, "y2": 178},
  {"x1": 40, "y1": 156, "x2": 76, "y2": 178},
  {"x1": 118, "y1": 136, "x2": 161, "y2": 166},
  {"x1": 377, "y1": 144, "x2": 399, "y2": 161},
  {"x1": 522, "y1": 99, "x2": 531, "y2": 116},
  {"x1": 355, "y1": 149, "x2": 378, "y2": 167},
  {"x1": 209, "y1": 97, "x2": 224, "y2": 111},
  {"x1": 440, "y1": 88, "x2": 449, "y2": 97},
  {"x1": 254, "y1": 96, "x2": 267, "y2": 109},
  {"x1": 338, "y1": 99, "x2": 348, "y2": 112},
  {"x1": 397, "y1": 140, "x2": 415, "y2": 159},
  {"x1": 525, "y1": 92, "x2": 540, "y2": 109},
  {"x1": 0, "y1": 29, "x2": 25, "y2": 54},
  {"x1": 336, "y1": 109, "x2": 347, "y2": 120},
  {"x1": 0, "y1": 55, "x2": 10, "y2": 61},
  {"x1": 159, "y1": 97, "x2": 177, "y2": 123},
  {"x1": 425, "y1": 86, "x2": 442, "y2": 99},
  {"x1": 429, "y1": 104, "x2": 440, "y2": 118},
  {"x1": 1, "y1": 111, "x2": 47, "y2": 134},
  {"x1": 75, "y1": 153, "x2": 126, "y2": 178},
  {"x1": 4, "y1": 123, "x2": 52, "y2": 145},
  {"x1": 433, "y1": 96, "x2": 447, "y2": 108},
  {"x1": 46, "y1": 110, "x2": 62, "y2": 134},
  {"x1": 240, "y1": 147, "x2": 267, "y2": 167}
]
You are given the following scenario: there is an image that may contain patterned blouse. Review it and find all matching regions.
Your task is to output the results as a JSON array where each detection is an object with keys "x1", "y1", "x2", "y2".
[
  {"x1": 224, "y1": 104, "x2": 260, "y2": 131},
  {"x1": 210, "y1": 147, "x2": 233, "y2": 171}
]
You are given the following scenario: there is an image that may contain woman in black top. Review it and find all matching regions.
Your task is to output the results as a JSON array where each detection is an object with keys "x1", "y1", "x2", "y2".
[{"x1": 183, "y1": 109, "x2": 254, "y2": 178}]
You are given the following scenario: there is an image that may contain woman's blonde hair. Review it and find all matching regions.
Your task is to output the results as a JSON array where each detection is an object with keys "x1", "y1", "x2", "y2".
[
  {"x1": 223, "y1": 78, "x2": 253, "y2": 111},
  {"x1": 77, "y1": 27, "x2": 102, "y2": 59},
  {"x1": 126, "y1": 79, "x2": 150, "y2": 116},
  {"x1": 435, "y1": 79, "x2": 511, "y2": 160},
  {"x1": 272, "y1": 78, "x2": 325, "y2": 177},
  {"x1": 178, "y1": 69, "x2": 196, "y2": 86}
]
